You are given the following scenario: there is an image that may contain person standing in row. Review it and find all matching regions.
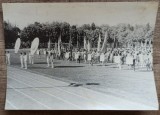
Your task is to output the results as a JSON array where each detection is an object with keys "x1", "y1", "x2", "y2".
[
  {"x1": 29, "y1": 52, "x2": 32, "y2": 64},
  {"x1": 117, "y1": 53, "x2": 122, "y2": 70},
  {"x1": 83, "y1": 50, "x2": 87, "y2": 63},
  {"x1": 46, "y1": 50, "x2": 51, "y2": 67},
  {"x1": 30, "y1": 52, "x2": 34, "y2": 65},
  {"x1": 20, "y1": 52, "x2": 24, "y2": 68},
  {"x1": 100, "y1": 52, "x2": 105, "y2": 66},
  {"x1": 77, "y1": 50, "x2": 81, "y2": 63},
  {"x1": 20, "y1": 52, "x2": 28, "y2": 69},
  {"x1": 23, "y1": 52, "x2": 28, "y2": 69},
  {"x1": 6, "y1": 51, "x2": 11, "y2": 65},
  {"x1": 87, "y1": 51, "x2": 92, "y2": 65},
  {"x1": 50, "y1": 52, "x2": 54, "y2": 68}
]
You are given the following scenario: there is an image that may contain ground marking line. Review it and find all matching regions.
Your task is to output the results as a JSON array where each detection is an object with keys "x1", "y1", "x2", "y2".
[
  {"x1": 8, "y1": 84, "x2": 51, "y2": 109},
  {"x1": 9, "y1": 69, "x2": 151, "y2": 108},
  {"x1": 9, "y1": 70, "x2": 114, "y2": 109},
  {"x1": 8, "y1": 67, "x2": 156, "y2": 109},
  {"x1": 8, "y1": 77, "x2": 82, "y2": 109},
  {"x1": 6, "y1": 99, "x2": 18, "y2": 109}
]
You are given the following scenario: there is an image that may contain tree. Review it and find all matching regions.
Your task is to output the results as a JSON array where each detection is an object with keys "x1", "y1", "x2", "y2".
[
  {"x1": 60, "y1": 22, "x2": 70, "y2": 43},
  {"x1": 101, "y1": 32, "x2": 109, "y2": 52},
  {"x1": 70, "y1": 25, "x2": 78, "y2": 47},
  {"x1": 4, "y1": 21, "x2": 21, "y2": 48},
  {"x1": 77, "y1": 27, "x2": 85, "y2": 49}
]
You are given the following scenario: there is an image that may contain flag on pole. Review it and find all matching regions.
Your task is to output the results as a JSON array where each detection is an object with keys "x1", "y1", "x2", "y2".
[
  {"x1": 58, "y1": 34, "x2": 61, "y2": 56},
  {"x1": 84, "y1": 36, "x2": 87, "y2": 50},
  {"x1": 101, "y1": 32, "x2": 108, "y2": 53},
  {"x1": 48, "y1": 39, "x2": 51, "y2": 50},
  {"x1": 87, "y1": 40, "x2": 91, "y2": 52},
  {"x1": 97, "y1": 33, "x2": 101, "y2": 52}
]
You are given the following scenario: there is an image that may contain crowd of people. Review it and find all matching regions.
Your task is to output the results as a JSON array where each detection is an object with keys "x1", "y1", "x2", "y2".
[{"x1": 5, "y1": 46, "x2": 153, "y2": 71}]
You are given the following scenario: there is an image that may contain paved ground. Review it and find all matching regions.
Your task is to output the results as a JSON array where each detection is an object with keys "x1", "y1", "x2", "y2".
[
  {"x1": 5, "y1": 50, "x2": 159, "y2": 110},
  {"x1": 5, "y1": 66, "x2": 158, "y2": 110}
]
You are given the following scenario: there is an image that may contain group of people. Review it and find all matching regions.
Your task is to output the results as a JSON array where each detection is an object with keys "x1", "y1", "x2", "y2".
[
  {"x1": 5, "y1": 46, "x2": 153, "y2": 71},
  {"x1": 44, "y1": 47, "x2": 153, "y2": 70}
]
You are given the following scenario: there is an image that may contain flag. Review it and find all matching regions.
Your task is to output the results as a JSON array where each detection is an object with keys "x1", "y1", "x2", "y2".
[
  {"x1": 48, "y1": 39, "x2": 51, "y2": 50},
  {"x1": 58, "y1": 34, "x2": 61, "y2": 56},
  {"x1": 97, "y1": 33, "x2": 101, "y2": 52},
  {"x1": 101, "y1": 32, "x2": 108, "y2": 53},
  {"x1": 84, "y1": 36, "x2": 87, "y2": 50}
]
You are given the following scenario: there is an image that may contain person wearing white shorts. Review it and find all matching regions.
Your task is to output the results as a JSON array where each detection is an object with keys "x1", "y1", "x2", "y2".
[
  {"x1": 23, "y1": 52, "x2": 28, "y2": 69},
  {"x1": 6, "y1": 51, "x2": 11, "y2": 65},
  {"x1": 87, "y1": 52, "x2": 92, "y2": 65},
  {"x1": 100, "y1": 52, "x2": 105, "y2": 65},
  {"x1": 20, "y1": 52, "x2": 24, "y2": 68}
]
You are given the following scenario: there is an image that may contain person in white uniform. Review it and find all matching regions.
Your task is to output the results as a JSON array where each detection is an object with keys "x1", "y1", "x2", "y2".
[
  {"x1": 50, "y1": 52, "x2": 54, "y2": 68},
  {"x1": 87, "y1": 52, "x2": 92, "y2": 65},
  {"x1": 30, "y1": 54, "x2": 34, "y2": 64},
  {"x1": 75, "y1": 52, "x2": 79, "y2": 63},
  {"x1": 43, "y1": 49, "x2": 46, "y2": 55},
  {"x1": 46, "y1": 50, "x2": 51, "y2": 67},
  {"x1": 83, "y1": 50, "x2": 87, "y2": 63},
  {"x1": 20, "y1": 52, "x2": 24, "y2": 68},
  {"x1": 117, "y1": 53, "x2": 122, "y2": 70},
  {"x1": 126, "y1": 53, "x2": 133, "y2": 69},
  {"x1": 6, "y1": 51, "x2": 11, "y2": 65},
  {"x1": 100, "y1": 52, "x2": 105, "y2": 65},
  {"x1": 23, "y1": 52, "x2": 28, "y2": 69},
  {"x1": 29, "y1": 52, "x2": 32, "y2": 64},
  {"x1": 149, "y1": 52, "x2": 153, "y2": 70},
  {"x1": 139, "y1": 52, "x2": 144, "y2": 68},
  {"x1": 36, "y1": 49, "x2": 40, "y2": 55}
]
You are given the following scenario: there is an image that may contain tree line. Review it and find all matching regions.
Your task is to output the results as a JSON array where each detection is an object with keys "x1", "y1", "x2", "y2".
[{"x1": 4, "y1": 21, "x2": 154, "y2": 50}]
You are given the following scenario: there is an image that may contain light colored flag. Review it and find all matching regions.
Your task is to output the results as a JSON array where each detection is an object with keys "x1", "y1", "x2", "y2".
[
  {"x1": 101, "y1": 32, "x2": 108, "y2": 53},
  {"x1": 97, "y1": 33, "x2": 101, "y2": 52},
  {"x1": 30, "y1": 37, "x2": 39, "y2": 55},
  {"x1": 84, "y1": 36, "x2": 87, "y2": 50},
  {"x1": 87, "y1": 40, "x2": 91, "y2": 52},
  {"x1": 14, "y1": 38, "x2": 21, "y2": 53},
  {"x1": 58, "y1": 34, "x2": 61, "y2": 56},
  {"x1": 48, "y1": 39, "x2": 51, "y2": 50}
]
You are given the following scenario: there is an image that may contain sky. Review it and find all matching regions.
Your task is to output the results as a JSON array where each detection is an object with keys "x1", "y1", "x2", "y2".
[{"x1": 2, "y1": 2, "x2": 159, "y2": 29}]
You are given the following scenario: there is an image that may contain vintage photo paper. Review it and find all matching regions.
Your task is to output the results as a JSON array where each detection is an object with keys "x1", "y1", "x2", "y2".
[{"x1": 2, "y1": 2, "x2": 159, "y2": 110}]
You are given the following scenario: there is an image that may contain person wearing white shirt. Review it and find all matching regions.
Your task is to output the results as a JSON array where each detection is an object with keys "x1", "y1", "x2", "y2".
[
  {"x1": 23, "y1": 52, "x2": 28, "y2": 69},
  {"x1": 44, "y1": 49, "x2": 46, "y2": 55},
  {"x1": 139, "y1": 52, "x2": 144, "y2": 68},
  {"x1": 30, "y1": 53, "x2": 34, "y2": 65},
  {"x1": 100, "y1": 52, "x2": 105, "y2": 65},
  {"x1": 117, "y1": 53, "x2": 122, "y2": 70},
  {"x1": 149, "y1": 52, "x2": 153, "y2": 70},
  {"x1": 29, "y1": 52, "x2": 32, "y2": 64},
  {"x1": 46, "y1": 50, "x2": 51, "y2": 67},
  {"x1": 50, "y1": 52, "x2": 54, "y2": 68},
  {"x1": 83, "y1": 50, "x2": 87, "y2": 63},
  {"x1": 126, "y1": 53, "x2": 133, "y2": 69},
  {"x1": 6, "y1": 51, "x2": 11, "y2": 65},
  {"x1": 20, "y1": 52, "x2": 24, "y2": 68},
  {"x1": 75, "y1": 51, "x2": 79, "y2": 63},
  {"x1": 87, "y1": 52, "x2": 92, "y2": 64},
  {"x1": 36, "y1": 49, "x2": 40, "y2": 55}
]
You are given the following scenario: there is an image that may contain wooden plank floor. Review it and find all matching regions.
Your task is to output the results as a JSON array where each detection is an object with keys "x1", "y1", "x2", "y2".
[{"x1": 5, "y1": 66, "x2": 158, "y2": 110}]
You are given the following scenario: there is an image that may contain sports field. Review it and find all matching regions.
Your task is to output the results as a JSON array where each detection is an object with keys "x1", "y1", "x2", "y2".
[{"x1": 5, "y1": 50, "x2": 159, "y2": 110}]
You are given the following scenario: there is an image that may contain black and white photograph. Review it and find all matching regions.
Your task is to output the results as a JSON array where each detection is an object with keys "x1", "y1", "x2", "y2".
[{"x1": 2, "y1": 2, "x2": 159, "y2": 110}]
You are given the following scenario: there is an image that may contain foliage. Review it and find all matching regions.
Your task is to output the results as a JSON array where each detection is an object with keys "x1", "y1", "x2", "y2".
[{"x1": 4, "y1": 21, "x2": 154, "y2": 49}]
